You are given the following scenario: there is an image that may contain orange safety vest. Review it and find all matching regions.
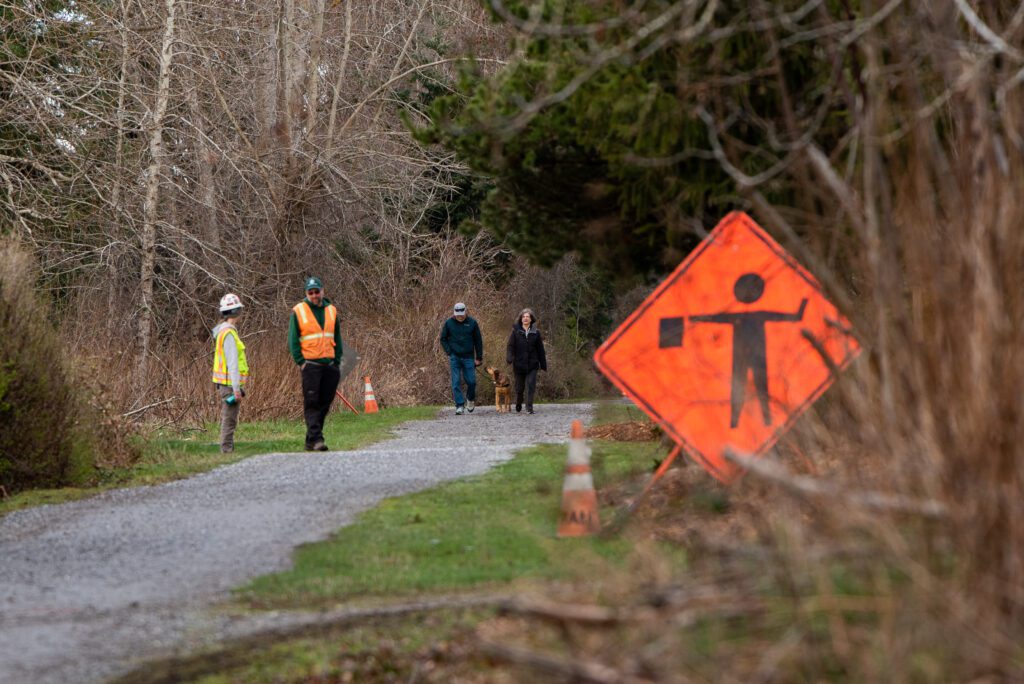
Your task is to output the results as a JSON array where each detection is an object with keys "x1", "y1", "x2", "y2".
[{"x1": 293, "y1": 301, "x2": 337, "y2": 360}]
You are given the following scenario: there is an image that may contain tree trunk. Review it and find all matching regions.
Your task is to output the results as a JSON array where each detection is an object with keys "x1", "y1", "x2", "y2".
[
  {"x1": 271, "y1": 0, "x2": 297, "y2": 259},
  {"x1": 138, "y1": 0, "x2": 178, "y2": 382},
  {"x1": 187, "y1": 81, "x2": 220, "y2": 251},
  {"x1": 108, "y1": 0, "x2": 133, "y2": 337}
]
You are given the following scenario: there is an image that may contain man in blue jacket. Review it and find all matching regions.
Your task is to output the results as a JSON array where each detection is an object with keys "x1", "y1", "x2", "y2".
[{"x1": 440, "y1": 302, "x2": 483, "y2": 415}]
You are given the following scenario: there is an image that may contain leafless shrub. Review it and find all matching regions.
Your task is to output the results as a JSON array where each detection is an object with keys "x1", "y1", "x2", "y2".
[{"x1": 87, "y1": 224, "x2": 602, "y2": 425}]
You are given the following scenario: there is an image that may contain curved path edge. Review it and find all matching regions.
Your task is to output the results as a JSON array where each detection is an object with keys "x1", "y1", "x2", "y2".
[{"x1": 0, "y1": 402, "x2": 592, "y2": 684}]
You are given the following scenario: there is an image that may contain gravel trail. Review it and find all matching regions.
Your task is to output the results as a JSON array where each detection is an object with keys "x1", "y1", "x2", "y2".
[{"x1": 0, "y1": 403, "x2": 592, "y2": 684}]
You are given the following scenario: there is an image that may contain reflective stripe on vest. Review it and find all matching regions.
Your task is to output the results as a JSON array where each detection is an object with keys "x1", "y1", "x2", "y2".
[
  {"x1": 212, "y1": 325, "x2": 250, "y2": 385},
  {"x1": 293, "y1": 301, "x2": 337, "y2": 360}
]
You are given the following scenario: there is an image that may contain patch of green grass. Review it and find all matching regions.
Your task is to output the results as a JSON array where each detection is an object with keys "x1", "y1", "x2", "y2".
[
  {"x1": 592, "y1": 400, "x2": 653, "y2": 426},
  {"x1": 237, "y1": 438, "x2": 659, "y2": 609},
  {"x1": 0, "y1": 407, "x2": 438, "y2": 517}
]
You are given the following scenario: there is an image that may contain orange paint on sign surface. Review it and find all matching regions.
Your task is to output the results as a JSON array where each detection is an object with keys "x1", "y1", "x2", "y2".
[{"x1": 594, "y1": 211, "x2": 860, "y2": 483}]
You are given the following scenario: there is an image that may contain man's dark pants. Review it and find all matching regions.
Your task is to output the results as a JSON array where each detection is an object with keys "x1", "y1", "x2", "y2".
[{"x1": 301, "y1": 362, "x2": 341, "y2": 447}]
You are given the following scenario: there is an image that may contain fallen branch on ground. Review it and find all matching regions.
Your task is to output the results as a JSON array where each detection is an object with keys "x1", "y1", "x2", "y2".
[
  {"x1": 110, "y1": 593, "x2": 516, "y2": 684},
  {"x1": 122, "y1": 397, "x2": 177, "y2": 419},
  {"x1": 496, "y1": 596, "x2": 624, "y2": 625},
  {"x1": 480, "y1": 641, "x2": 634, "y2": 684}
]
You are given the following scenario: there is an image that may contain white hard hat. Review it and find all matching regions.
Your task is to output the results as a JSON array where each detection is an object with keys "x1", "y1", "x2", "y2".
[{"x1": 219, "y1": 293, "x2": 243, "y2": 313}]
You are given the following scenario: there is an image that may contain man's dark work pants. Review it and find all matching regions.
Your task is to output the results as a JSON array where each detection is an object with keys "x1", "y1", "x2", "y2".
[{"x1": 301, "y1": 362, "x2": 341, "y2": 446}]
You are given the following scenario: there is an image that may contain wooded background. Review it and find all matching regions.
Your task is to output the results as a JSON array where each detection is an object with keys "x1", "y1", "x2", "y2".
[{"x1": 1, "y1": 0, "x2": 612, "y2": 425}]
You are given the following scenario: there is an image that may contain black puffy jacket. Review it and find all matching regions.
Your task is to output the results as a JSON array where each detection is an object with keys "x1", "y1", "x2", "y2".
[{"x1": 506, "y1": 322, "x2": 547, "y2": 373}]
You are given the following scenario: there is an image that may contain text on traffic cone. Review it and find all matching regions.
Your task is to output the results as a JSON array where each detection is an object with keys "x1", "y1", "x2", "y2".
[
  {"x1": 363, "y1": 375, "x2": 379, "y2": 414},
  {"x1": 557, "y1": 420, "x2": 600, "y2": 537}
]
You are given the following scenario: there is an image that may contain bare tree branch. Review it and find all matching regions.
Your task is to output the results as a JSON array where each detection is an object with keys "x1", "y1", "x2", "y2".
[{"x1": 723, "y1": 450, "x2": 948, "y2": 519}]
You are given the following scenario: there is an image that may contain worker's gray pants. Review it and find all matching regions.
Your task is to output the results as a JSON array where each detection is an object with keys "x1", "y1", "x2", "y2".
[{"x1": 216, "y1": 384, "x2": 240, "y2": 452}]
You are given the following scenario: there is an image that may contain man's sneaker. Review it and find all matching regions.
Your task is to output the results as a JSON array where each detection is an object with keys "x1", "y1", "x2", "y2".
[
  {"x1": 455, "y1": 405, "x2": 465, "y2": 415},
  {"x1": 467, "y1": 400, "x2": 475, "y2": 413},
  {"x1": 526, "y1": 407, "x2": 534, "y2": 414},
  {"x1": 313, "y1": 441, "x2": 329, "y2": 452},
  {"x1": 304, "y1": 443, "x2": 316, "y2": 451}
]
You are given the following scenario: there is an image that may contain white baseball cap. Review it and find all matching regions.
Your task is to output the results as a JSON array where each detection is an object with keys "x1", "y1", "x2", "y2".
[{"x1": 453, "y1": 302, "x2": 467, "y2": 314}]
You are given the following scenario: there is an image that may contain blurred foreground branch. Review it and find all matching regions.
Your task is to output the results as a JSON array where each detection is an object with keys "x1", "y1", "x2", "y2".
[{"x1": 724, "y1": 449, "x2": 948, "y2": 519}]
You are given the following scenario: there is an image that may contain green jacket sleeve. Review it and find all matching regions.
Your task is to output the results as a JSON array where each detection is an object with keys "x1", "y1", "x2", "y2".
[
  {"x1": 289, "y1": 312, "x2": 304, "y2": 365},
  {"x1": 473, "y1": 321, "x2": 483, "y2": 361},
  {"x1": 334, "y1": 317, "x2": 343, "y2": 365}
]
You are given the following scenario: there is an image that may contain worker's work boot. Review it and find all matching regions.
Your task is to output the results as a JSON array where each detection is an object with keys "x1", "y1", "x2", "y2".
[{"x1": 313, "y1": 441, "x2": 328, "y2": 452}]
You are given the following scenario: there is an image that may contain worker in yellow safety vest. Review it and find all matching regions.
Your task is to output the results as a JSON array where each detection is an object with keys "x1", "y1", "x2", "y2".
[
  {"x1": 212, "y1": 293, "x2": 249, "y2": 453},
  {"x1": 288, "y1": 276, "x2": 342, "y2": 451}
]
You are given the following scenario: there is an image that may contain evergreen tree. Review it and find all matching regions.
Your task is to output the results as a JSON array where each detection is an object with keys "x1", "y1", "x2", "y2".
[{"x1": 415, "y1": 0, "x2": 854, "y2": 280}]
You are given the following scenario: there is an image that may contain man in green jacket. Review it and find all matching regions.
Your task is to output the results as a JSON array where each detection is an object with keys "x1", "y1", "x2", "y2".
[
  {"x1": 439, "y1": 301, "x2": 483, "y2": 415},
  {"x1": 289, "y1": 276, "x2": 342, "y2": 450}
]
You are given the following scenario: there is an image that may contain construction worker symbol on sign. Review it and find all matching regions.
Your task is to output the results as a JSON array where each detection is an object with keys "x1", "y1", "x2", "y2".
[
  {"x1": 659, "y1": 273, "x2": 807, "y2": 429},
  {"x1": 595, "y1": 211, "x2": 860, "y2": 483}
]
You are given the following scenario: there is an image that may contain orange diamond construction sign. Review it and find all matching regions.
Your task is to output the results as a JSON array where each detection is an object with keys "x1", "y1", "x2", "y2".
[{"x1": 594, "y1": 211, "x2": 861, "y2": 483}]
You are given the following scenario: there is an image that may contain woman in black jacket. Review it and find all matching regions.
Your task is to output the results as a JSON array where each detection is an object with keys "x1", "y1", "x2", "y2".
[{"x1": 506, "y1": 308, "x2": 547, "y2": 413}]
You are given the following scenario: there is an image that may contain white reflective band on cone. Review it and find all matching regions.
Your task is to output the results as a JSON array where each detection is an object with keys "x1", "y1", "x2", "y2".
[
  {"x1": 563, "y1": 472, "x2": 595, "y2": 491},
  {"x1": 563, "y1": 437, "x2": 594, "y2": 491},
  {"x1": 566, "y1": 437, "x2": 589, "y2": 466}
]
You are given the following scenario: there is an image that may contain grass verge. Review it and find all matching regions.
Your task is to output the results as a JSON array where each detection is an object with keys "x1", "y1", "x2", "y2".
[
  {"x1": 0, "y1": 406, "x2": 438, "y2": 518},
  {"x1": 590, "y1": 398, "x2": 655, "y2": 426},
  {"x1": 236, "y1": 436, "x2": 661, "y2": 609}
]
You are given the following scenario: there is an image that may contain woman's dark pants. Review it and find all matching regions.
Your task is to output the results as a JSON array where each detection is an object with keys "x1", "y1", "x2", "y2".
[{"x1": 514, "y1": 368, "x2": 538, "y2": 412}]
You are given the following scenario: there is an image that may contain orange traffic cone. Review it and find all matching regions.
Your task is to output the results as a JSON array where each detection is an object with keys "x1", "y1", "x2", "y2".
[
  {"x1": 362, "y1": 376, "x2": 379, "y2": 414},
  {"x1": 557, "y1": 420, "x2": 600, "y2": 537}
]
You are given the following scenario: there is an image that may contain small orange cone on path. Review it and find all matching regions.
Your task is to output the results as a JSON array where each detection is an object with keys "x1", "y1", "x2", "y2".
[
  {"x1": 557, "y1": 420, "x2": 601, "y2": 537},
  {"x1": 362, "y1": 376, "x2": 379, "y2": 414}
]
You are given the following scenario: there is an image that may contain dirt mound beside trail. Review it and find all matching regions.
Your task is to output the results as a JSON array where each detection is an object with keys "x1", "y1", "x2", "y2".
[{"x1": 585, "y1": 421, "x2": 659, "y2": 442}]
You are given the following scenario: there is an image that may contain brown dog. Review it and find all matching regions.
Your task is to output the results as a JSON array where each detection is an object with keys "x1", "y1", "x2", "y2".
[{"x1": 485, "y1": 366, "x2": 512, "y2": 413}]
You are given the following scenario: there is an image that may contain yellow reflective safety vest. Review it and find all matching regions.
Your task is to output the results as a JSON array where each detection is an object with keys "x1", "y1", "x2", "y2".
[
  {"x1": 293, "y1": 301, "x2": 337, "y2": 360},
  {"x1": 212, "y1": 325, "x2": 249, "y2": 386}
]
